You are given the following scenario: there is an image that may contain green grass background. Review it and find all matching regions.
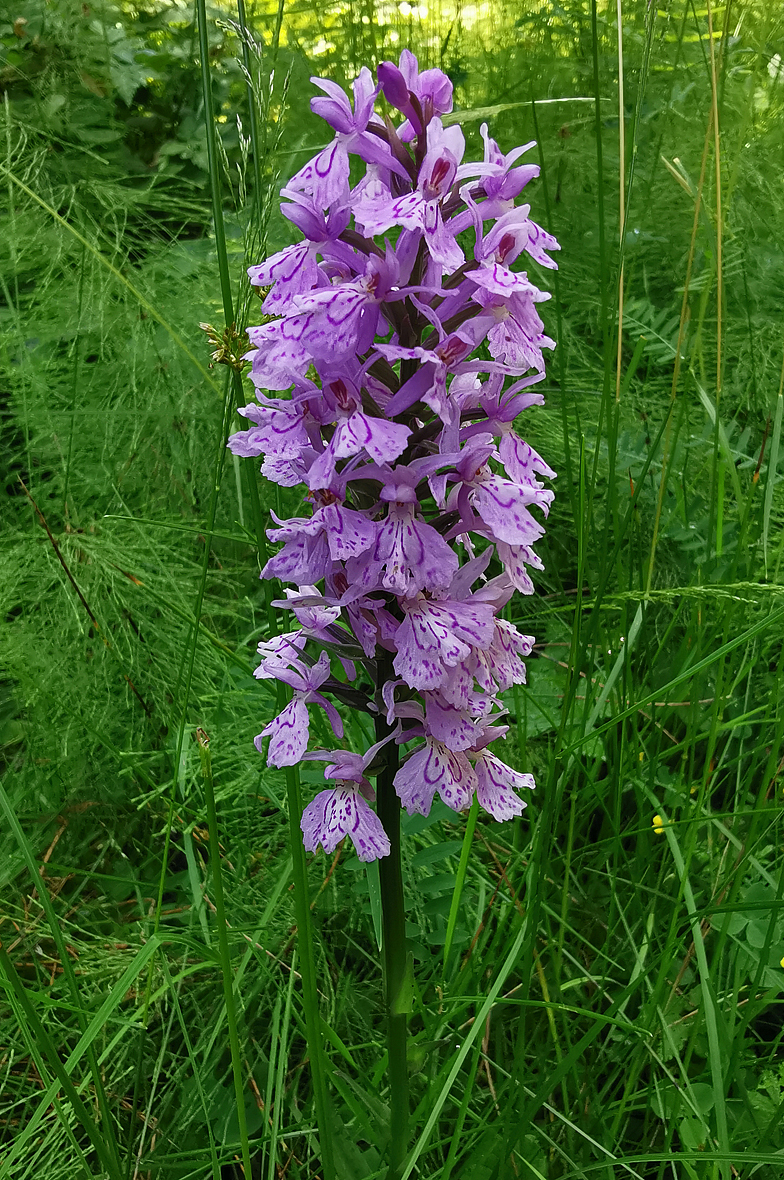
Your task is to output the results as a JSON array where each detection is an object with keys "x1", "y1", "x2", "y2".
[{"x1": 2, "y1": 1, "x2": 784, "y2": 1177}]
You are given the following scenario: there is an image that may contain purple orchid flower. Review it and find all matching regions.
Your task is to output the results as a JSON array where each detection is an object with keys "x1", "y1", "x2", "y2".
[
  {"x1": 355, "y1": 119, "x2": 466, "y2": 271},
  {"x1": 306, "y1": 370, "x2": 411, "y2": 490},
  {"x1": 394, "y1": 738, "x2": 476, "y2": 816},
  {"x1": 473, "y1": 748, "x2": 535, "y2": 821},
  {"x1": 286, "y1": 68, "x2": 407, "y2": 210},
  {"x1": 300, "y1": 740, "x2": 395, "y2": 861},
  {"x1": 256, "y1": 651, "x2": 343, "y2": 767},
  {"x1": 231, "y1": 53, "x2": 558, "y2": 862}
]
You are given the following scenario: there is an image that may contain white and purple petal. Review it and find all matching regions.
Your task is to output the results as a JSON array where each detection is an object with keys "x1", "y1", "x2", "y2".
[
  {"x1": 473, "y1": 751, "x2": 535, "y2": 821},
  {"x1": 394, "y1": 739, "x2": 476, "y2": 816},
  {"x1": 258, "y1": 697, "x2": 310, "y2": 767},
  {"x1": 301, "y1": 787, "x2": 390, "y2": 861}
]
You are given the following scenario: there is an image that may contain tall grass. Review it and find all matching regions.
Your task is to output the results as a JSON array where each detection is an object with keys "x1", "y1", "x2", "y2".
[{"x1": 2, "y1": 1, "x2": 784, "y2": 1178}]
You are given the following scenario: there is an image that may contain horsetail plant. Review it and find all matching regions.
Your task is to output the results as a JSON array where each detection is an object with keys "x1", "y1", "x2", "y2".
[{"x1": 230, "y1": 51, "x2": 559, "y2": 1175}]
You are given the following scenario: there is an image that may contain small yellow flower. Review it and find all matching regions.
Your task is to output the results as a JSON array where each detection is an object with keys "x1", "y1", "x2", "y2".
[
  {"x1": 639, "y1": 751, "x2": 644, "y2": 762},
  {"x1": 780, "y1": 955, "x2": 784, "y2": 970},
  {"x1": 652, "y1": 814, "x2": 665, "y2": 834}
]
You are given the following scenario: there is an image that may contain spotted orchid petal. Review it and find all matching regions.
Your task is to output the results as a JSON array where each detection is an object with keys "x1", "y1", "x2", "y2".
[{"x1": 301, "y1": 786, "x2": 390, "y2": 861}]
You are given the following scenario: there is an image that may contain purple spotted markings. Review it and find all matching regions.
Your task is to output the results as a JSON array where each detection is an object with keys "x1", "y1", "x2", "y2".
[{"x1": 231, "y1": 49, "x2": 558, "y2": 861}]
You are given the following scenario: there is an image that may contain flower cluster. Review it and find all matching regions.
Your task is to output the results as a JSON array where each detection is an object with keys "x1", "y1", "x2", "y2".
[{"x1": 231, "y1": 51, "x2": 558, "y2": 862}]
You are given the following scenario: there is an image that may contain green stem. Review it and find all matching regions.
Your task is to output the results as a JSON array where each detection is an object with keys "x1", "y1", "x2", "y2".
[
  {"x1": 374, "y1": 688, "x2": 409, "y2": 1179},
  {"x1": 285, "y1": 764, "x2": 337, "y2": 1180}
]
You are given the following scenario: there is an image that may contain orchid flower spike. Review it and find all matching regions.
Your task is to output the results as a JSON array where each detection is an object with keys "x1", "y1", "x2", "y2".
[{"x1": 232, "y1": 50, "x2": 558, "y2": 861}]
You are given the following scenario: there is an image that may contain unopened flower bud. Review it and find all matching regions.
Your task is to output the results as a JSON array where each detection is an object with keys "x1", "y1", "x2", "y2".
[{"x1": 377, "y1": 61, "x2": 411, "y2": 111}]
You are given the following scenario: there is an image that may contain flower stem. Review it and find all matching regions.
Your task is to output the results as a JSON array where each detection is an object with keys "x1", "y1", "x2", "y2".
[
  {"x1": 285, "y1": 764, "x2": 337, "y2": 1180},
  {"x1": 374, "y1": 688, "x2": 409, "y2": 1179}
]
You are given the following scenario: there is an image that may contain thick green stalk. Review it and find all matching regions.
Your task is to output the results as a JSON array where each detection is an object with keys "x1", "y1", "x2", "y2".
[{"x1": 374, "y1": 667, "x2": 409, "y2": 1179}]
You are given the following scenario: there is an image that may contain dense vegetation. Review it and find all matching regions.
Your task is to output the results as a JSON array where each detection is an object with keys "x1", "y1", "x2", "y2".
[{"x1": 2, "y1": 1, "x2": 784, "y2": 1177}]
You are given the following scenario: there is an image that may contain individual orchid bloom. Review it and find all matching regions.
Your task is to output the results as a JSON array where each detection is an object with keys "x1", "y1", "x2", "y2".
[
  {"x1": 470, "y1": 282, "x2": 557, "y2": 374},
  {"x1": 494, "y1": 538, "x2": 545, "y2": 595},
  {"x1": 283, "y1": 586, "x2": 358, "y2": 679},
  {"x1": 263, "y1": 499, "x2": 378, "y2": 585},
  {"x1": 498, "y1": 432, "x2": 558, "y2": 488},
  {"x1": 423, "y1": 690, "x2": 483, "y2": 752},
  {"x1": 307, "y1": 371, "x2": 411, "y2": 490},
  {"x1": 301, "y1": 780, "x2": 387, "y2": 864},
  {"x1": 476, "y1": 124, "x2": 541, "y2": 204},
  {"x1": 466, "y1": 467, "x2": 553, "y2": 549},
  {"x1": 260, "y1": 450, "x2": 315, "y2": 489},
  {"x1": 470, "y1": 619, "x2": 535, "y2": 696},
  {"x1": 300, "y1": 737, "x2": 401, "y2": 861},
  {"x1": 460, "y1": 371, "x2": 547, "y2": 441},
  {"x1": 247, "y1": 196, "x2": 353, "y2": 315},
  {"x1": 345, "y1": 501, "x2": 459, "y2": 598},
  {"x1": 449, "y1": 127, "x2": 540, "y2": 238},
  {"x1": 284, "y1": 586, "x2": 341, "y2": 640},
  {"x1": 253, "y1": 631, "x2": 307, "y2": 679},
  {"x1": 301, "y1": 785, "x2": 391, "y2": 861},
  {"x1": 394, "y1": 738, "x2": 476, "y2": 815},
  {"x1": 472, "y1": 747, "x2": 535, "y2": 821},
  {"x1": 286, "y1": 68, "x2": 406, "y2": 209},
  {"x1": 375, "y1": 49, "x2": 453, "y2": 154},
  {"x1": 354, "y1": 119, "x2": 466, "y2": 271},
  {"x1": 392, "y1": 593, "x2": 496, "y2": 693},
  {"x1": 256, "y1": 652, "x2": 343, "y2": 767},
  {"x1": 227, "y1": 389, "x2": 324, "y2": 463},
  {"x1": 376, "y1": 331, "x2": 483, "y2": 427},
  {"x1": 440, "y1": 449, "x2": 553, "y2": 557},
  {"x1": 476, "y1": 204, "x2": 560, "y2": 271},
  {"x1": 289, "y1": 250, "x2": 402, "y2": 359},
  {"x1": 245, "y1": 316, "x2": 316, "y2": 391}
]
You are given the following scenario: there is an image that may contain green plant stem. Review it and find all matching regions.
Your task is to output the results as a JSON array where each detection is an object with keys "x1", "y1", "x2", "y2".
[
  {"x1": 374, "y1": 688, "x2": 409, "y2": 1179},
  {"x1": 285, "y1": 764, "x2": 337, "y2": 1180}
]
